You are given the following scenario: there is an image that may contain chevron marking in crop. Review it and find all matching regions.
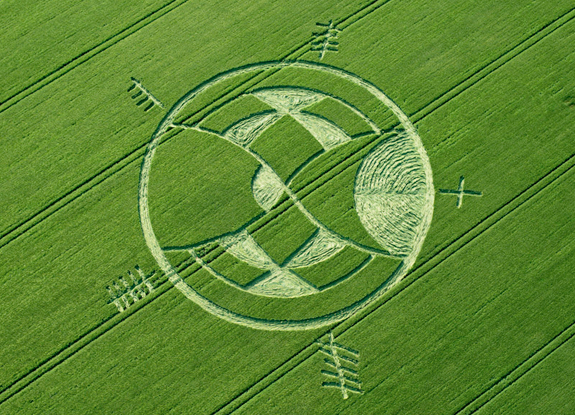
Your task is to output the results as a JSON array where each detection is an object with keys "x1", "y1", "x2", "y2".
[
  {"x1": 127, "y1": 77, "x2": 165, "y2": 112},
  {"x1": 311, "y1": 20, "x2": 341, "y2": 60},
  {"x1": 317, "y1": 331, "x2": 363, "y2": 399},
  {"x1": 106, "y1": 266, "x2": 156, "y2": 312}
]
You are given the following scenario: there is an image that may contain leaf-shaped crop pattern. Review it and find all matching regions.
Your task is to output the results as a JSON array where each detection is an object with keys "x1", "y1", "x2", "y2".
[
  {"x1": 285, "y1": 228, "x2": 347, "y2": 268},
  {"x1": 291, "y1": 112, "x2": 352, "y2": 150},
  {"x1": 251, "y1": 165, "x2": 285, "y2": 212},
  {"x1": 251, "y1": 87, "x2": 325, "y2": 113},
  {"x1": 223, "y1": 112, "x2": 282, "y2": 147}
]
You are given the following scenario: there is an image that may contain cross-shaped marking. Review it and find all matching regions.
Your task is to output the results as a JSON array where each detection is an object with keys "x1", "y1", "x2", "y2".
[{"x1": 439, "y1": 176, "x2": 482, "y2": 209}]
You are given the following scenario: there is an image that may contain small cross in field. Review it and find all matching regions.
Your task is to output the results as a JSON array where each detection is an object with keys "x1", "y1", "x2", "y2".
[
  {"x1": 439, "y1": 176, "x2": 482, "y2": 209},
  {"x1": 311, "y1": 20, "x2": 341, "y2": 60}
]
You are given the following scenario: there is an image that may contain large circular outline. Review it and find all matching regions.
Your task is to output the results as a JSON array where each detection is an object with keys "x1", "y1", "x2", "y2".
[{"x1": 138, "y1": 60, "x2": 434, "y2": 330}]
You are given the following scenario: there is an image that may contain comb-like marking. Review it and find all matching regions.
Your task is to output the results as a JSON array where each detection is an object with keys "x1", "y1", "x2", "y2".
[
  {"x1": 311, "y1": 20, "x2": 341, "y2": 60},
  {"x1": 105, "y1": 266, "x2": 157, "y2": 313},
  {"x1": 127, "y1": 77, "x2": 164, "y2": 112},
  {"x1": 316, "y1": 331, "x2": 363, "y2": 399}
]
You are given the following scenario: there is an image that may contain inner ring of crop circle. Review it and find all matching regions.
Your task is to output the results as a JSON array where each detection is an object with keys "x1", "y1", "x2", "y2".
[{"x1": 139, "y1": 60, "x2": 434, "y2": 330}]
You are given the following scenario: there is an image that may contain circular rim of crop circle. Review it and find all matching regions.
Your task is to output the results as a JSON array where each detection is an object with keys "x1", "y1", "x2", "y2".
[{"x1": 138, "y1": 60, "x2": 434, "y2": 330}]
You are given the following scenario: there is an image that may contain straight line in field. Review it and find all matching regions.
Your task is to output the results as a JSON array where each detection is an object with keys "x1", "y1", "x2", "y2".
[
  {"x1": 456, "y1": 325, "x2": 575, "y2": 415},
  {"x1": 451, "y1": 239, "x2": 575, "y2": 413},
  {"x1": 410, "y1": 5, "x2": 575, "y2": 123},
  {"x1": 338, "y1": 0, "x2": 388, "y2": 29},
  {"x1": 0, "y1": 0, "x2": 396, "y2": 404},
  {"x1": 1, "y1": 1, "x2": 573, "y2": 408},
  {"x1": 217, "y1": 155, "x2": 575, "y2": 415},
  {"x1": 0, "y1": 0, "x2": 395, "y2": 253},
  {"x1": 0, "y1": 0, "x2": 191, "y2": 115}
]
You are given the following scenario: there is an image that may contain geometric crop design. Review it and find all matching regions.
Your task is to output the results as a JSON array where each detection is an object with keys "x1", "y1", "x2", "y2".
[
  {"x1": 317, "y1": 331, "x2": 363, "y2": 399},
  {"x1": 138, "y1": 61, "x2": 434, "y2": 330}
]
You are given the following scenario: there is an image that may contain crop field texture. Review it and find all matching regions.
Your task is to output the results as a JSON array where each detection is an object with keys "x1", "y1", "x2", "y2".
[{"x1": 0, "y1": 0, "x2": 574, "y2": 414}]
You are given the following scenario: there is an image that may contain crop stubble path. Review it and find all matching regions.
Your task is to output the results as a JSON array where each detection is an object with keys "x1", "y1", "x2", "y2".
[{"x1": 0, "y1": 1, "x2": 574, "y2": 410}]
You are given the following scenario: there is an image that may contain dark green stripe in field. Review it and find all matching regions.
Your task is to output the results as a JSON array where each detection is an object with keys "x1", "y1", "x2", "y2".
[
  {"x1": 0, "y1": 0, "x2": 574, "y2": 414},
  {"x1": 219, "y1": 19, "x2": 575, "y2": 415},
  {"x1": 0, "y1": 0, "x2": 178, "y2": 105},
  {"x1": 474, "y1": 317, "x2": 575, "y2": 415}
]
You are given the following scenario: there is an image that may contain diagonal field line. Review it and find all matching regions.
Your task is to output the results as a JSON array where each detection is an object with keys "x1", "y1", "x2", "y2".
[
  {"x1": 0, "y1": 2, "x2": 574, "y2": 409},
  {"x1": 410, "y1": 4, "x2": 575, "y2": 122},
  {"x1": 215, "y1": 155, "x2": 575, "y2": 415},
  {"x1": 3, "y1": 0, "x2": 575, "y2": 253},
  {"x1": 465, "y1": 321, "x2": 575, "y2": 414},
  {"x1": 0, "y1": 0, "x2": 192, "y2": 114},
  {"x1": 0, "y1": 0, "x2": 394, "y2": 404},
  {"x1": 456, "y1": 324, "x2": 575, "y2": 414},
  {"x1": 0, "y1": 0, "x2": 383, "y2": 115},
  {"x1": 0, "y1": 0, "x2": 393, "y2": 253},
  {"x1": 451, "y1": 258, "x2": 575, "y2": 413}
]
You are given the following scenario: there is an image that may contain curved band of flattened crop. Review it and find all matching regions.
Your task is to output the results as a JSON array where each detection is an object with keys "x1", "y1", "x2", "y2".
[{"x1": 138, "y1": 60, "x2": 434, "y2": 330}]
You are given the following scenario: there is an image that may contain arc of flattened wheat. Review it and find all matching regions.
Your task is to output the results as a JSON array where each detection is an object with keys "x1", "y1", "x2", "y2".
[{"x1": 173, "y1": 123, "x2": 402, "y2": 260}]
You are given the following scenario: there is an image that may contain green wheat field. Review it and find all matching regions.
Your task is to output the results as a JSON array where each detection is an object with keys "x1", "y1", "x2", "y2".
[{"x1": 1, "y1": 0, "x2": 574, "y2": 413}]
